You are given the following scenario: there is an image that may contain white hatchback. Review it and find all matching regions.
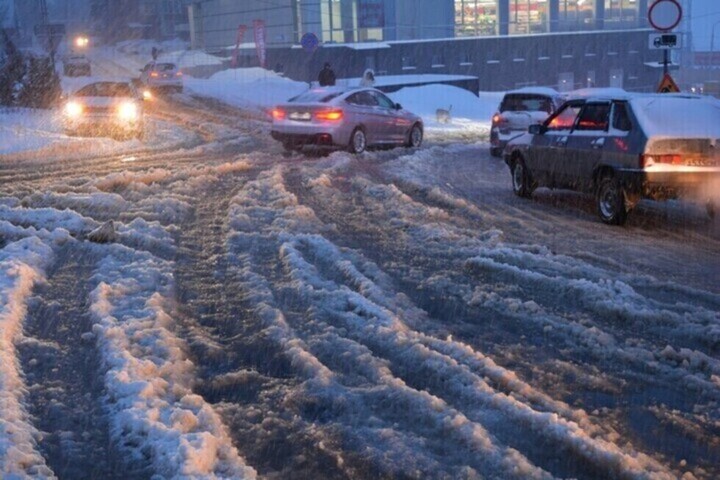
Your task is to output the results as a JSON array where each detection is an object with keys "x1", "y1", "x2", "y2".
[{"x1": 139, "y1": 62, "x2": 183, "y2": 92}]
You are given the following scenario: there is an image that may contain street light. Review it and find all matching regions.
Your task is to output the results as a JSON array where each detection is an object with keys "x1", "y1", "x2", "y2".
[
  {"x1": 74, "y1": 36, "x2": 89, "y2": 49},
  {"x1": 710, "y1": 20, "x2": 720, "y2": 67}
]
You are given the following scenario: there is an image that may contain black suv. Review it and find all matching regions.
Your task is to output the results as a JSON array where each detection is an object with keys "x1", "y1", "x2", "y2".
[{"x1": 503, "y1": 92, "x2": 720, "y2": 225}]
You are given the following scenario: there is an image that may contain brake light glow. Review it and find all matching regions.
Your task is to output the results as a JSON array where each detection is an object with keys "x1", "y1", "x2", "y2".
[
  {"x1": 176, "y1": 71, "x2": 183, "y2": 77},
  {"x1": 492, "y1": 113, "x2": 502, "y2": 124},
  {"x1": 640, "y1": 154, "x2": 683, "y2": 168},
  {"x1": 315, "y1": 109, "x2": 344, "y2": 121},
  {"x1": 272, "y1": 108, "x2": 286, "y2": 120}
]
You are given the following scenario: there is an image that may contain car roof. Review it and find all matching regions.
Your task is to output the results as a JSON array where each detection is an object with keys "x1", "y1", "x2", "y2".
[{"x1": 505, "y1": 87, "x2": 561, "y2": 97}]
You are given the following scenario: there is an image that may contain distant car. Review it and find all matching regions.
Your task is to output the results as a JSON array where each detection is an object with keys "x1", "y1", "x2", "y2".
[
  {"x1": 490, "y1": 88, "x2": 564, "y2": 157},
  {"x1": 139, "y1": 62, "x2": 183, "y2": 92},
  {"x1": 270, "y1": 87, "x2": 423, "y2": 154},
  {"x1": 63, "y1": 81, "x2": 145, "y2": 139},
  {"x1": 504, "y1": 92, "x2": 720, "y2": 225},
  {"x1": 63, "y1": 54, "x2": 91, "y2": 77}
]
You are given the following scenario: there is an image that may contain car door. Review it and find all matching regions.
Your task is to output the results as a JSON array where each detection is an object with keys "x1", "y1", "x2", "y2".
[
  {"x1": 369, "y1": 91, "x2": 402, "y2": 143},
  {"x1": 532, "y1": 101, "x2": 583, "y2": 187},
  {"x1": 562, "y1": 102, "x2": 611, "y2": 190},
  {"x1": 346, "y1": 91, "x2": 383, "y2": 145}
]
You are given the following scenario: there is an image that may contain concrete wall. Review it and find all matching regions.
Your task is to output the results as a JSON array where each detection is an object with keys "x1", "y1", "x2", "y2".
[{"x1": 233, "y1": 29, "x2": 663, "y2": 93}]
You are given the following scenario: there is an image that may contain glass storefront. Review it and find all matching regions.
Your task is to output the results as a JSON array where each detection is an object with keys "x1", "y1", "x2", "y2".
[
  {"x1": 559, "y1": 0, "x2": 596, "y2": 30},
  {"x1": 455, "y1": 0, "x2": 499, "y2": 37},
  {"x1": 509, "y1": 0, "x2": 550, "y2": 35},
  {"x1": 604, "y1": 0, "x2": 640, "y2": 28}
]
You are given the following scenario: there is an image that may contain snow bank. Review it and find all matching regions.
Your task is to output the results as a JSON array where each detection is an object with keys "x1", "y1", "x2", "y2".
[
  {"x1": 89, "y1": 246, "x2": 256, "y2": 479},
  {"x1": 185, "y1": 68, "x2": 309, "y2": 111},
  {"x1": 0, "y1": 108, "x2": 64, "y2": 155},
  {"x1": 388, "y1": 86, "x2": 502, "y2": 139},
  {"x1": 0, "y1": 238, "x2": 55, "y2": 478}
]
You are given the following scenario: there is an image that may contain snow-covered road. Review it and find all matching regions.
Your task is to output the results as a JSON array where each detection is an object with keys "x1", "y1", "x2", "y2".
[{"x1": 1, "y1": 85, "x2": 719, "y2": 479}]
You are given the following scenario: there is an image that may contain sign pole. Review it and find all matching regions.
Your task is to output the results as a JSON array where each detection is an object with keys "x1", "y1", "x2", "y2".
[{"x1": 663, "y1": 49, "x2": 669, "y2": 76}]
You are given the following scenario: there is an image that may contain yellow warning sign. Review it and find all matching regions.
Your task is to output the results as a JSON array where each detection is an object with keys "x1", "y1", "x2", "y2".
[{"x1": 657, "y1": 73, "x2": 680, "y2": 93}]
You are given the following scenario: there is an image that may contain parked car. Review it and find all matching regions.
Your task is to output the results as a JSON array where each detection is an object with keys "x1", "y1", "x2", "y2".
[
  {"x1": 270, "y1": 87, "x2": 424, "y2": 154},
  {"x1": 63, "y1": 54, "x2": 91, "y2": 77},
  {"x1": 63, "y1": 81, "x2": 145, "y2": 139},
  {"x1": 503, "y1": 92, "x2": 720, "y2": 225},
  {"x1": 490, "y1": 88, "x2": 564, "y2": 157},
  {"x1": 139, "y1": 62, "x2": 183, "y2": 93}
]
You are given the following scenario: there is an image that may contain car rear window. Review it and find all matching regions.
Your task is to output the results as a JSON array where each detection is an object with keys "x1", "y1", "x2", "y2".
[
  {"x1": 154, "y1": 63, "x2": 177, "y2": 71},
  {"x1": 290, "y1": 90, "x2": 342, "y2": 103},
  {"x1": 76, "y1": 83, "x2": 133, "y2": 97},
  {"x1": 500, "y1": 94, "x2": 553, "y2": 114}
]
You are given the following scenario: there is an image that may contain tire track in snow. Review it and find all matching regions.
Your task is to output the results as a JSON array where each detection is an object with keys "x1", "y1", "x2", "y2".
[
  {"x1": 18, "y1": 242, "x2": 128, "y2": 479},
  {"x1": 281, "y1": 157, "x2": 718, "y2": 477},
  {"x1": 0, "y1": 236, "x2": 56, "y2": 478}
]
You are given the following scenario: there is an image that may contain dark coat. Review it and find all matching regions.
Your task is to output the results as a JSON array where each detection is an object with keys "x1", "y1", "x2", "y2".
[{"x1": 318, "y1": 67, "x2": 336, "y2": 87}]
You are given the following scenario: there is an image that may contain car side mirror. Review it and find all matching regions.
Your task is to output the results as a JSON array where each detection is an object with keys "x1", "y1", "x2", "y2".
[
  {"x1": 529, "y1": 124, "x2": 546, "y2": 135},
  {"x1": 395, "y1": 103, "x2": 402, "y2": 110}
]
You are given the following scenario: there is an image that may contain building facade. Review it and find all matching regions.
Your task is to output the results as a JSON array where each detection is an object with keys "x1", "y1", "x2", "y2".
[
  {"x1": 191, "y1": 0, "x2": 652, "y2": 50},
  {"x1": 91, "y1": 0, "x2": 191, "y2": 41}
]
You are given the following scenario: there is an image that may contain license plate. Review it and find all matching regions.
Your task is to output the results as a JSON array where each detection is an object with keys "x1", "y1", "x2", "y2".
[
  {"x1": 685, "y1": 157, "x2": 719, "y2": 167},
  {"x1": 289, "y1": 112, "x2": 311, "y2": 121}
]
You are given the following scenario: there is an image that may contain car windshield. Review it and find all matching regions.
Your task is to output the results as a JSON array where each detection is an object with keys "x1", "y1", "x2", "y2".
[
  {"x1": 75, "y1": 83, "x2": 133, "y2": 97},
  {"x1": 500, "y1": 94, "x2": 553, "y2": 113},
  {"x1": 154, "y1": 63, "x2": 177, "y2": 71},
  {"x1": 289, "y1": 90, "x2": 343, "y2": 103}
]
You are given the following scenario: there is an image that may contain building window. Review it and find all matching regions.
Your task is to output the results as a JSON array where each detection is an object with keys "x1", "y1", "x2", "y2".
[
  {"x1": 605, "y1": 0, "x2": 639, "y2": 28},
  {"x1": 559, "y1": 0, "x2": 596, "y2": 30},
  {"x1": 509, "y1": 0, "x2": 549, "y2": 35},
  {"x1": 455, "y1": 0, "x2": 498, "y2": 37},
  {"x1": 401, "y1": 55, "x2": 416, "y2": 70}
]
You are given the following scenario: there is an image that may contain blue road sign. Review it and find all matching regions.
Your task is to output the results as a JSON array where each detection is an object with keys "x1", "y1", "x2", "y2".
[{"x1": 301, "y1": 33, "x2": 319, "y2": 52}]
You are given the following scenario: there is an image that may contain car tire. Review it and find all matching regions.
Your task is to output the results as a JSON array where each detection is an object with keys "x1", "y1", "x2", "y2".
[
  {"x1": 596, "y1": 175, "x2": 628, "y2": 226},
  {"x1": 490, "y1": 147, "x2": 502, "y2": 158},
  {"x1": 511, "y1": 158, "x2": 533, "y2": 198},
  {"x1": 349, "y1": 127, "x2": 367, "y2": 154},
  {"x1": 405, "y1": 123, "x2": 423, "y2": 148}
]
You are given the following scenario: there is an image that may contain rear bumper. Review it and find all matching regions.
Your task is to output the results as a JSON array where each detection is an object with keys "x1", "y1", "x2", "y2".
[
  {"x1": 271, "y1": 131, "x2": 335, "y2": 147},
  {"x1": 617, "y1": 167, "x2": 720, "y2": 199},
  {"x1": 490, "y1": 127, "x2": 525, "y2": 147}
]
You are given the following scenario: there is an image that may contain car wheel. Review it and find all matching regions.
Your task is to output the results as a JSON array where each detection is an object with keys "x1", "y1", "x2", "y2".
[
  {"x1": 406, "y1": 124, "x2": 423, "y2": 148},
  {"x1": 349, "y1": 128, "x2": 367, "y2": 154},
  {"x1": 511, "y1": 158, "x2": 533, "y2": 198},
  {"x1": 596, "y1": 175, "x2": 628, "y2": 226}
]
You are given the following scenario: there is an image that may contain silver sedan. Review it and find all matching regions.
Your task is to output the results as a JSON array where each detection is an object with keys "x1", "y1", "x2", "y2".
[{"x1": 271, "y1": 87, "x2": 423, "y2": 154}]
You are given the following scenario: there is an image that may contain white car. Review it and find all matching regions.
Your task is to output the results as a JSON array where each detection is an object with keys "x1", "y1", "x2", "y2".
[
  {"x1": 63, "y1": 54, "x2": 91, "y2": 77},
  {"x1": 63, "y1": 81, "x2": 145, "y2": 139},
  {"x1": 139, "y1": 62, "x2": 183, "y2": 92}
]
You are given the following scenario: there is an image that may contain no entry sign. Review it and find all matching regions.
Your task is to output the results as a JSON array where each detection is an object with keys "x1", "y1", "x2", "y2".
[{"x1": 648, "y1": 0, "x2": 682, "y2": 32}]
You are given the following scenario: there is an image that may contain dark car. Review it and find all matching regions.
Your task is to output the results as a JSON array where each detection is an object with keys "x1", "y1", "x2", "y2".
[
  {"x1": 490, "y1": 88, "x2": 565, "y2": 157},
  {"x1": 503, "y1": 92, "x2": 720, "y2": 225}
]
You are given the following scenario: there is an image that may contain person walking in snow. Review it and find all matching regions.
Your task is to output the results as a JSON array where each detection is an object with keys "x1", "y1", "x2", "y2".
[
  {"x1": 359, "y1": 68, "x2": 375, "y2": 88},
  {"x1": 318, "y1": 63, "x2": 336, "y2": 87}
]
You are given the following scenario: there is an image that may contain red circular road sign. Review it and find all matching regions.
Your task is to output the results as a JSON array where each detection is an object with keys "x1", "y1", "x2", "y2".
[{"x1": 648, "y1": 0, "x2": 682, "y2": 32}]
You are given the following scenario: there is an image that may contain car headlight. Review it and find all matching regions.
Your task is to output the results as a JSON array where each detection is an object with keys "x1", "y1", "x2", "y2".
[
  {"x1": 118, "y1": 102, "x2": 139, "y2": 121},
  {"x1": 65, "y1": 101, "x2": 83, "y2": 117}
]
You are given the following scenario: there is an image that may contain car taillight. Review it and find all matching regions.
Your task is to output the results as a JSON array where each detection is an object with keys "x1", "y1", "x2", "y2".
[
  {"x1": 315, "y1": 109, "x2": 344, "y2": 121},
  {"x1": 176, "y1": 71, "x2": 183, "y2": 77},
  {"x1": 492, "y1": 113, "x2": 502, "y2": 124},
  {"x1": 640, "y1": 154, "x2": 683, "y2": 168},
  {"x1": 272, "y1": 108, "x2": 286, "y2": 120}
]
